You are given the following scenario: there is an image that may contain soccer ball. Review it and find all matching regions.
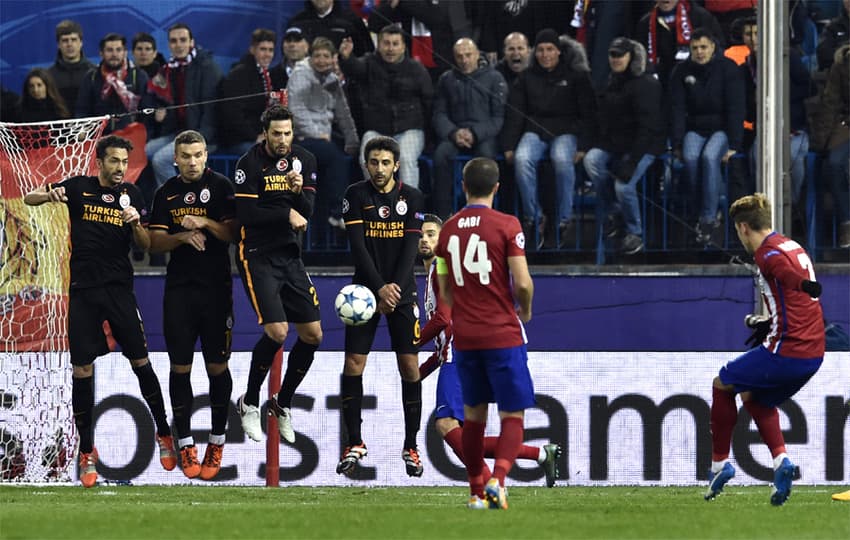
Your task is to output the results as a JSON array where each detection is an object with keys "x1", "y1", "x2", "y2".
[{"x1": 334, "y1": 284, "x2": 376, "y2": 326}]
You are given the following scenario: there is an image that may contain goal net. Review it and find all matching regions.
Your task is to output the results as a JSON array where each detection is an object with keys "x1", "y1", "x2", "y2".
[{"x1": 0, "y1": 116, "x2": 108, "y2": 482}]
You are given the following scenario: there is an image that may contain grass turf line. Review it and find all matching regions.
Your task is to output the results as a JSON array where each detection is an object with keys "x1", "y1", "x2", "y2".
[{"x1": 1, "y1": 485, "x2": 848, "y2": 539}]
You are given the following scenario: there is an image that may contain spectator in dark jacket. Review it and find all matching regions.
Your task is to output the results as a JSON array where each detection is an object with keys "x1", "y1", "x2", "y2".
[
  {"x1": 339, "y1": 24, "x2": 433, "y2": 188},
  {"x1": 669, "y1": 28, "x2": 744, "y2": 245},
  {"x1": 47, "y1": 20, "x2": 96, "y2": 110},
  {"x1": 0, "y1": 86, "x2": 22, "y2": 123},
  {"x1": 21, "y1": 68, "x2": 70, "y2": 122},
  {"x1": 635, "y1": 0, "x2": 724, "y2": 90},
  {"x1": 76, "y1": 33, "x2": 153, "y2": 134},
  {"x1": 430, "y1": 38, "x2": 507, "y2": 219},
  {"x1": 584, "y1": 37, "x2": 666, "y2": 255},
  {"x1": 289, "y1": 0, "x2": 374, "y2": 57},
  {"x1": 501, "y1": 29, "x2": 597, "y2": 250},
  {"x1": 366, "y1": 0, "x2": 473, "y2": 81},
  {"x1": 145, "y1": 23, "x2": 222, "y2": 188},
  {"x1": 132, "y1": 33, "x2": 168, "y2": 80},
  {"x1": 269, "y1": 27, "x2": 310, "y2": 88},
  {"x1": 218, "y1": 28, "x2": 286, "y2": 155},
  {"x1": 817, "y1": 0, "x2": 850, "y2": 72}
]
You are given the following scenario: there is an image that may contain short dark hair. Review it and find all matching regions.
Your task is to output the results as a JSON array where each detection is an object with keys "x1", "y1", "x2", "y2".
[
  {"x1": 379, "y1": 24, "x2": 404, "y2": 40},
  {"x1": 690, "y1": 27, "x2": 717, "y2": 45},
  {"x1": 260, "y1": 104, "x2": 293, "y2": 130},
  {"x1": 96, "y1": 135, "x2": 133, "y2": 159},
  {"x1": 364, "y1": 136, "x2": 400, "y2": 163},
  {"x1": 99, "y1": 33, "x2": 126, "y2": 51},
  {"x1": 55, "y1": 20, "x2": 83, "y2": 41},
  {"x1": 168, "y1": 23, "x2": 193, "y2": 40},
  {"x1": 729, "y1": 193, "x2": 772, "y2": 231},
  {"x1": 131, "y1": 32, "x2": 156, "y2": 50},
  {"x1": 174, "y1": 130, "x2": 206, "y2": 148},
  {"x1": 422, "y1": 214, "x2": 443, "y2": 227},
  {"x1": 252, "y1": 28, "x2": 277, "y2": 46},
  {"x1": 462, "y1": 158, "x2": 499, "y2": 198}
]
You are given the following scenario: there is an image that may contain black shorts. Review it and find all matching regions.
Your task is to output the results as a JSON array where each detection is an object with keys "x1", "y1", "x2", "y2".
[
  {"x1": 163, "y1": 283, "x2": 233, "y2": 365},
  {"x1": 345, "y1": 302, "x2": 420, "y2": 355},
  {"x1": 68, "y1": 285, "x2": 148, "y2": 365},
  {"x1": 237, "y1": 253, "x2": 320, "y2": 325}
]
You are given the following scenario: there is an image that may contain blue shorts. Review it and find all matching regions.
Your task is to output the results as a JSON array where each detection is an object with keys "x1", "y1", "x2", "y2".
[
  {"x1": 455, "y1": 345, "x2": 536, "y2": 412},
  {"x1": 435, "y1": 361, "x2": 464, "y2": 422},
  {"x1": 719, "y1": 346, "x2": 823, "y2": 407}
]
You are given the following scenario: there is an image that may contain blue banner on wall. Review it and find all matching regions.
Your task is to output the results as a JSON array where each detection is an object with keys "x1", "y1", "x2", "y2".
[{"x1": 0, "y1": 1, "x2": 302, "y2": 93}]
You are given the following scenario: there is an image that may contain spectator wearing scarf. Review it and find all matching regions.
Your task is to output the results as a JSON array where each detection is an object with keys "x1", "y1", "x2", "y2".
[
  {"x1": 635, "y1": 0, "x2": 724, "y2": 90},
  {"x1": 76, "y1": 33, "x2": 153, "y2": 133},
  {"x1": 145, "y1": 23, "x2": 222, "y2": 188}
]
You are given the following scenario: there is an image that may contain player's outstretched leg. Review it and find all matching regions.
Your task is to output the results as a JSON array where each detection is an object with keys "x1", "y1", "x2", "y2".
[
  {"x1": 704, "y1": 462, "x2": 736, "y2": 500},
  {"x1": 336, "y1": 443, "x2": 368, "y2": 476},
  {"x1": 771, "y1": 457, "x2": 796, "y2": 506},
  {"x1": 237, "y1": 394, "x2": 263, "y2": 442},
  {"x1": 541, "y1": 443, "x2": 562, "y2": 488},
  {"x1": 267, "y1": 398, "x2": 295, "y2": 443}
]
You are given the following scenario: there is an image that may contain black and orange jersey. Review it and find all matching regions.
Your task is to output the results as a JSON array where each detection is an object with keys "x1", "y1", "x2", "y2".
[
  {"x1": 149, "y1": 168, "x2": 235, "y2": 288},
  {"x1": 232, "y1": 142, "x2": 317, "y2": 259},
  {"x1": 342, "y1": 179, "x2": 424, "y2": 304},
  {"x1": 49, "y1": 175, "x2": 146, "y2": 289}
]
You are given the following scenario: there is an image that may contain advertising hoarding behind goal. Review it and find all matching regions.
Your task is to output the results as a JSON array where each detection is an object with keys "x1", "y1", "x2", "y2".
[{"x1": 71, "y1": 352, "x2": 850, "y2": 486}]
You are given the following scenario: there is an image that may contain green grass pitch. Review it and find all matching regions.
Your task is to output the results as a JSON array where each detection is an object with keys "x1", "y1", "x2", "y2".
[{"x1": 1, "y1": 485, "x2": 848, "y2": 539}]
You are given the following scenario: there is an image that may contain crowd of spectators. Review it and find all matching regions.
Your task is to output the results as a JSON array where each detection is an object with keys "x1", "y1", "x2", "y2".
[{"x1": 0, "y1": 0, "x2": 847, "y2": 254}]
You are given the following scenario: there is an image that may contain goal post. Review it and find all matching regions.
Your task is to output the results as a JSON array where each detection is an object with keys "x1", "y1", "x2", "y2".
[{"x1": 0, "y1": 116, "x2": 108, "y2": 482}]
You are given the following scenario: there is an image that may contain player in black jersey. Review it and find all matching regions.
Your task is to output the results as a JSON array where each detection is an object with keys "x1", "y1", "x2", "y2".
[
  {"x1": 23, "y1": 135, "x2": 177, "y2": 488},
  {"x1": 336, "y1": 136, "x2": 426, "y2": 478},
  {"x1": 232, "y1": 105, "x2": 324, "y2": 447},
  {"x1": 148, "y1": 130, "x2": 238, "y2": 480}
]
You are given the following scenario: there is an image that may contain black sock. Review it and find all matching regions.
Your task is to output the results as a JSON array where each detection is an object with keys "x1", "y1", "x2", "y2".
[
  {"x1": 72, "y1": 375, "x2": 94, "y2": 453},
  {"x1": 246, "y1": 334, "x2": 280, "y2": 406},
  {"x1": 209, "y1": 368, "x2": 232, "y2": 436},
  {"x1": 132, "y1": 362, "x2": 171, "y2": 436},
  {"x1": 401, "y1": 379, "x2": 422, "y2": 449},
  {"x1": 341, "y1": 374, "x2": 363, "y2": 446},
  {"x1": 277, "y1": 339, "x2": 318, "y2": 408},
  {"x1": 168, "y1": 371, "x2": 193, "y2": 439}
]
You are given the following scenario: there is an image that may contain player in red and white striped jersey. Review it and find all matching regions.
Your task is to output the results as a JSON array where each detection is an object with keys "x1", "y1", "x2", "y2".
[{"x1": 706, "y1": 193, "x2": 824, "y2": 506}]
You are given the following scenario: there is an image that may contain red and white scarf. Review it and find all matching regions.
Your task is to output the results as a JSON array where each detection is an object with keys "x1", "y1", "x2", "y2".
[
  {"x1": 147, "y1": 47, "x2": 197, "y2": 105},
  {"x1": 647, "y1": 0, "x2": 692, "y2": 65},
  {"x1": 258, "y1": 64, "x2": 275, "y2": 106},
  {"x1": 100, "y1": 58, "x2": 141, "y2": 112}
]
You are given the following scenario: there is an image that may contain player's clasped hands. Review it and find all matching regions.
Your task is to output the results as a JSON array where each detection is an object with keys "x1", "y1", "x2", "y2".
[
  {"x1": 181, "y1": 230, "x2": 206, "y2": 251},
  {"x1": 180, "y1": 215, "x2": 207, "y2": 230},
  {"x1": 377, "y1": 283, "x2": 401, "y2": 314}
]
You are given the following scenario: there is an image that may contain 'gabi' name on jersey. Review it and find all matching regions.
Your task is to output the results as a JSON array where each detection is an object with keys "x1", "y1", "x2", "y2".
[
  {"x1": 457, "y1": 216, "x2": 480, "y2": 229},
  {"x1": 776, "y1": 239, "x2": 801, "y2": 252}
]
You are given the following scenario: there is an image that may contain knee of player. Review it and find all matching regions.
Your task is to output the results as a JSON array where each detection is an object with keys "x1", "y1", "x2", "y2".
[
  {"x1": 299, "y1": 327, "x2": 323, "y2": 346},
  {"x1": 73, "y1": 364, "x2": 94, "y2": 378},
  {"x1": 204, "y1": 362, "x2": 229, "y2": 377},
  {"x1": 170, "y1": 364, "x2": 192, "y2": 374},
  {"x1": 435, "y1": 417, "x2": 460, "y2": 437},
  {"x1": 265, "y1": 325, "x2": 288, "y2": 344}
]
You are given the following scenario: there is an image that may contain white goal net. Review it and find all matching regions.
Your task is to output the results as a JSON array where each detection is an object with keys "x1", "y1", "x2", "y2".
[{"x1": 0, "y1": 117, "x2": 107, "y2": 482}]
